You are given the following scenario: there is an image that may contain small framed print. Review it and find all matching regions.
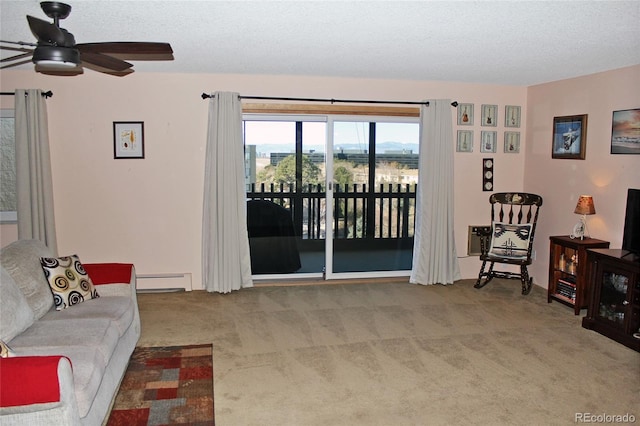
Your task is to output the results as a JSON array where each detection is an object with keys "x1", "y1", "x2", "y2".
[
  {"x1": 552, "y1": 114, "x2": 587, "y2": 159},
  {"x1": 505, "y1": 105, "x2": 521, "y2": 128},
  {"x1": 481, "y1": 131, "x2": 497, "y2": 153},
  {"x1": 113, "y1": 121, "x2": 144, "y2": 159},
  {"x1": 504, "y1": 131, "x2": 520, "y2": 153},
  {"x1": 457, "y1": 103, "x2": 474, "y2": 126},
  {"x1": 481, "y1": 104, "x2": 498, "y2": 127},
  {"x1": 457, "y1": 130, "x2": 473, "y2": 152}
]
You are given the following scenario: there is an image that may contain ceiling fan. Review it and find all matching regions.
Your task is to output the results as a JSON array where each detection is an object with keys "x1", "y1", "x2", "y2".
[{"x1": 0, "y1": 1, "x2": 173, "y2": 76}]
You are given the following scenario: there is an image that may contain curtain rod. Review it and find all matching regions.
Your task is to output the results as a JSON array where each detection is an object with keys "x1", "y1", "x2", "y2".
[
  {"x1": 201, "y1": 93, "x2": 459, "y2": 107},
  {"x1": 0, "y1": 91, "x2": 53, "y2": 98}
]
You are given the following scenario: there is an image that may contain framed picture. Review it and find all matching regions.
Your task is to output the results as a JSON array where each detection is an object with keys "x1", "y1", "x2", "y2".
[
  {"x1": 457, "y1": 130, "x2": 473, "y2": 152},
  {"x1": 481, "y1": 104, "x2": 497, "y2": 127},
  {"x1": 113, "y1": 121, "x2": 144, "y2": 159},
  {"x1": 504, "y1": 131, "x2": 520, "y2": 153},
  {"x1": 457, "y1": 103, "x2": 474, "y2": 126},
  {"x1": 611, "y1": 108, "x2": 640, "y2": 154},
  {"x1": 552, "y1": 114, "x2": 587, "y2": 159},
  {"x1": 480, "y1": 131, "x2": 497, "y2": 153},
  {"x1": 505, "y1": 105, "x2": 521, "y2": 128}
]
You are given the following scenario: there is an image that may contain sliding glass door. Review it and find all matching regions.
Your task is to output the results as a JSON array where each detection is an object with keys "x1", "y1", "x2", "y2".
[
  {"x1": 326, "y1": 119, "x2": 419, "y2": 278},
  {"x1": 244, "y1": 117, "x2": 327, "y2": 277},
  {"x1": 243, "y1": 114, "x2": 419, "y2": 280}
]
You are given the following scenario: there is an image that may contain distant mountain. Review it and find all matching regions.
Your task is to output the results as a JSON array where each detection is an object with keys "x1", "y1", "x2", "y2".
[{"x1": 251, "y1": 141, "x2": 419, "y2": 155}]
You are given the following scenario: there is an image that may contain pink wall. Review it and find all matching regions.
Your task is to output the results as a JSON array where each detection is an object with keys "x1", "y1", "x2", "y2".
[
  {"x1": 0, "y1": 68, "x2": 541, "y2": 289},
  {"x1": 524, "y1": 65, "x2": 640, "y2": 287}
]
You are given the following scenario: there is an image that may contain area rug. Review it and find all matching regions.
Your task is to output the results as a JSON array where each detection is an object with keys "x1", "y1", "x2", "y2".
[{"x1": 106, "y1": 344, "x2": 214, "y2": 426}]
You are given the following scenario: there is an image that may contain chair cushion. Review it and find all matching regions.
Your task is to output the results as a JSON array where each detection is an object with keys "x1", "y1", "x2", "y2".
[
  {"x1": 40, "y1": 255, "x2": 99, "y2": 311},
  {"x1": 488, "y1": 222, "x2": 532, "y2": 259}
]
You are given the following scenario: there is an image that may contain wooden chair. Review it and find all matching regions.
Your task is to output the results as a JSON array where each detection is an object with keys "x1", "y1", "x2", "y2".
[{"x1": 474, "y1": 192, "x2": 543, "y2": 295}]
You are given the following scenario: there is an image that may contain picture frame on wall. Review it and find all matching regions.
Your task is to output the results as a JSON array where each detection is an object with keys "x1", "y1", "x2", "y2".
[
  {"x1": 611, "y1": 108, "x2": 640, "y2": 155},
  {"x1": 480, "y1": 131, "x2": 497, "y2": 153},
  {"x1": 457, "y1": 103, "x2": 474, "y2": 126},
  {"x1": 456, "y1": 130, "x2": 473, "y2": 152},
  {"x1": 504, "y1": 131, "x2": 520, "y2": 153},
  {"x1": 481, "y1": 104, "x2": 497, "y2": 127},
  {"x1": 504, "y1": 105, "x2": 521, "y2": 128},
  {"x1": 113, "y1": 121, "x2": 145, "y2": 159},
  {"x1": 552, "y1": 114, "x2": 587, "y2": 159}
]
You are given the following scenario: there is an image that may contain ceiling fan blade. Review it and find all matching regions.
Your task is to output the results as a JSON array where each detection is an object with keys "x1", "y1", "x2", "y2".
[
  {"x1": 1, "y1": 58, "x2": 33, "y2": 69},
  {"x1": 79, "y1": 51, "x2": 133, "y2": 71},
  {"x1": 77, "y1": 42, "x2": 173, "y2": 55},
  {"x1": 1, "y1": 43, "x2": 35, "y2": 53},
  {"x1": 1, "y1": 52, "x2": 33, "y2": 63},
  {"x1": 79, "y1": 59, "x2": 134, "y2": 77},
  {"x1": 27, "y1": 15, "x2": 65, "y2": 45}
]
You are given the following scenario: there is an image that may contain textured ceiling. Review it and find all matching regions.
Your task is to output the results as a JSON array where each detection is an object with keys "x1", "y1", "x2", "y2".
[{"x1": 1, "y1": 0, "x2": 639, "y2": 86}]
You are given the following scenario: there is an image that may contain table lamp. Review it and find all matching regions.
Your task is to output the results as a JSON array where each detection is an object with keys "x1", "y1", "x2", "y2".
[{"x1": 571, "y1": 195, "x2": 596, "y2": 240}]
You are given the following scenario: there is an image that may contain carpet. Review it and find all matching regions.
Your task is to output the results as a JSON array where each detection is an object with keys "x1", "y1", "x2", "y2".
[{"x1": 106, "y1": 344, "x2": 214, "y2": 426}]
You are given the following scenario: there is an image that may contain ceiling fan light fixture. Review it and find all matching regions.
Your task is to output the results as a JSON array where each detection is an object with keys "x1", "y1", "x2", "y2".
[{"x1": 32, "y1": 45, "x2": 79, "y2": 68}]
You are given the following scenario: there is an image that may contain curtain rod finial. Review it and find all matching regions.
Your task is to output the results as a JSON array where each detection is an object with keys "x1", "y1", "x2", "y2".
[{"x1": 451, "y1": 101, "x2": 458, "y2": 107}]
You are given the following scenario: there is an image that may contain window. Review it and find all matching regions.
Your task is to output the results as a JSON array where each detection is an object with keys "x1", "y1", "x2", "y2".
[
  {"x1": 243, "y1": 113, "x2": 419, "y2": 274},
  {"x1": 0, "y1": 109, "x2": 16, "y2": 222}
]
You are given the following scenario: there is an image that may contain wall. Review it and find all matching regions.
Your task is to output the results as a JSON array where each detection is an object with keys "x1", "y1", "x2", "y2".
[
  {"x1": 524, "y1": 65, "x2": 640, "y2": 288},
  {"x1": 0, "y1": 69, "x2": 529, "y2": 288}
]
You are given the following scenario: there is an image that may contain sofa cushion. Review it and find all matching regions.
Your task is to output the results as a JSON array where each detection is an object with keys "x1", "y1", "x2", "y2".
[
  {"x1": 40, "y1": 255, "x2": 99, "y2": 311},
  {"x1": 39, "y1": 296, "x2": 135, "y2": 338},
  {"x1": 0, "y1": 239, "x2": 55, "y2": 318},
  {"x1": 0, "y1": 266, "x2": 35, "y2": 342}
]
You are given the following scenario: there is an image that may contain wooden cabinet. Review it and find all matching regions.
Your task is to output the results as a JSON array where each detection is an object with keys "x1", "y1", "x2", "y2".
[
  {"x1": 548, "y1": 236, "x2": 610, "y2": 315},
  {"x1": 582, "y1": 249, "x2": 640, "y2": 352}
]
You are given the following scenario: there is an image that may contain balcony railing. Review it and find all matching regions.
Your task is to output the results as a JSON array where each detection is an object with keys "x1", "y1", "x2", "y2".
[{"x1": 246, "y1": 183, "x2": 416, "y2": 242}]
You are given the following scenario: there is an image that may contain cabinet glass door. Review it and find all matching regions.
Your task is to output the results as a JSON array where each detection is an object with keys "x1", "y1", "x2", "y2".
[{"x1": 597, "y1": 271, "x2": 629, "y2": 326}]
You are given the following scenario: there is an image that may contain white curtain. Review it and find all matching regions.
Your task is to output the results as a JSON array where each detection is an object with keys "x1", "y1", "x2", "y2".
[
  {"x1": 14, "y1": 89, "x2": 58, "y2": 254},
  {"x1": 202, "y1": 91, "x2": 253, "y2": 293},
  {"x1": 410, "y1": 99, "x2": 460, "y2": 285}
]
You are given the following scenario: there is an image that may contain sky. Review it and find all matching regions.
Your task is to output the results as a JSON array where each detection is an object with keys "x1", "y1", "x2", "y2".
[{"x1": 243, "y1": 120, "x2": 420, "y2": 150}]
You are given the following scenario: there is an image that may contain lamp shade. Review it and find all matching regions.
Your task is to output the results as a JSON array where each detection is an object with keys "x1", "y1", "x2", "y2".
[{"x1": 574, "y1": 195, "x2": 596, "y2": 215}]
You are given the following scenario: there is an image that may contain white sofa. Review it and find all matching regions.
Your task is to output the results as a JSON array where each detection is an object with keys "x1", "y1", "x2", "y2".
[{"x1": 0, "y1": 240, "x2": 140, "y2": 425}]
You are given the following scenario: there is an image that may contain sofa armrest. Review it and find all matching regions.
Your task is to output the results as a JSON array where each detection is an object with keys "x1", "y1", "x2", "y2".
[
  {"x1": 84, "y1": 263, "x2": 137, "y2": 300},
  {"x1": 0, "y1": 356, "x2": 65, "y2": 407},
  {"x1": 0, "y1": 356, "x2": 81, "y2": 424},
  {"x1": 84, "y1": 263, "x2": 134, "y2": 285}
]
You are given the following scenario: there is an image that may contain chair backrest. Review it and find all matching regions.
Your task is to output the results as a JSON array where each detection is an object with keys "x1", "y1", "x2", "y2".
[
  {"x1": 490, "y1": 192, "x2": 543, "y2": 225},
  {"x1": 490, "y1": 193, "x2": 543, "y2": 257}
]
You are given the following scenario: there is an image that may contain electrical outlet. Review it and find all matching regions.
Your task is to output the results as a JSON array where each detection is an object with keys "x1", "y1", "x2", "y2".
[{"x1": 531, "y1": 249, "x2": 536, "y2": 260}]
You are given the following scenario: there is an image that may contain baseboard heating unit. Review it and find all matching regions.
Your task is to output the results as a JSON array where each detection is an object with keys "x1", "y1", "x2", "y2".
[{"x1": 136, "y1": 273, "x2": 192, "y2": 293}]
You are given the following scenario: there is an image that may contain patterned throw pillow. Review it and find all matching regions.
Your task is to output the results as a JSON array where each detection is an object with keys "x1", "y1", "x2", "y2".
[
  {"x1": 0, "y1": 340, "x2": 15, "y2": 358},
  {"x1": 488, "y1": 222, "x2": 532, "y2": 259},
  {"x1": 40, "y1": 255, "x2": 99, "y2": 310}
]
